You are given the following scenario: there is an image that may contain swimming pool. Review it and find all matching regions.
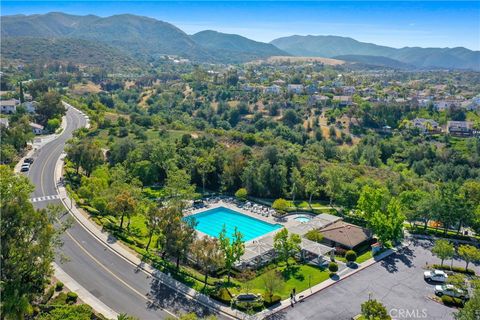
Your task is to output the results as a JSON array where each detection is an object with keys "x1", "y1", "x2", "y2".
[
  {"x1": 294, "y1": 216, "x2": 312, "y2": 223},
  {"x1": 185, "y1": 206, "x2": 282, "y2": 241}
]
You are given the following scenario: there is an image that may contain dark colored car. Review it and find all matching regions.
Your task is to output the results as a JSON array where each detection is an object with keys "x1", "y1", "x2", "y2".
[{"x1": 24, "y1": 157, "x2": 34, "y2": 164}]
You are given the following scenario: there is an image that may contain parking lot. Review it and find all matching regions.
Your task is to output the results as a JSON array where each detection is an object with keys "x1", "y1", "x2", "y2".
[{"x1": 270, "y1": 238, "x2": 479, "y2": 320}]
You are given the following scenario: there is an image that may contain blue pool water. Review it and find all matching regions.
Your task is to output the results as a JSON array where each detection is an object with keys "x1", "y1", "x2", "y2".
[
  {"x1": 185, "y1": 206, "x2": 282, "y2": 241},
  {"x1": 294, "y1": 216, "x2": 312, "y2": 223}
]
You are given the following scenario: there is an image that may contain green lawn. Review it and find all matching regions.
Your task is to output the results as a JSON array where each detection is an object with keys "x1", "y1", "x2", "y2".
[{"x1": 232, "y1": 262, "x2": 330, "y2": 299}]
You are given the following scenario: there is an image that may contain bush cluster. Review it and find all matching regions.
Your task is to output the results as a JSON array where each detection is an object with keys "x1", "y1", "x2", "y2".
[
  {"x1": 263, "y1": 294, "x2": 281, "y2": 307},
  {"x1": 432, "y1": 264, "x2": 476, "y2": 275},
  {"x1": 441, "y1": 295, "x2": 464, "y2": 307}
]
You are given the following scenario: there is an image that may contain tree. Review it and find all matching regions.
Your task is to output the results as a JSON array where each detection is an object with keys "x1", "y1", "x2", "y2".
[
  {"x1": 305, "y1": 229, "x2": 324, "y2": 243},
  {"x1": 367, "y1": 197, "x2": 405, "y2": 245},
  {"x1": 145, "y1": 204, "x2": 162, "y2": 251},
  {"x1": 159, "y1": 205, "x2": 197, "y2": 269},
  {"x1": 234, "y1": 188, "x2": 247, "y2": 201},
  {"x1": 289, "y1": 167, "x2": 303, "y2": 205},
  {"x1": 66, "y1": 138, "x2": 104, "y2": 176},
  {"x1": 273, "y1": 228, "x2": 301, "y2": 267},
  {"x1": 262, "y1": 271, "x2": 284, "y2": 302},
  {"x1": 196, "y1": 152, "x2": 215, "y2": 194},
  {"x1": 398, "y1": 189, "x2": 429, "y2": 228},
  {"x1": 117, "y1": 314, "x2": 139, "y2": 320},
  {"x1": 272, "y1": 198, "x2": 289, "y2": 213},
  {"x1": 458, "y1": 245, "x2": 480, "y2": 271},
  {"x1": 109, "y1": 189, "x2": 137, "y2": 230},
  {"x1": 164, "y1": 167, "x2": 196, "y2": 205},
  {"x1": 455, "y1": 282, "x2": 480, "y2": 320},
  {"x1": 219, "y1": 225, "x2": 245, "y2": 283},
  {"x1": 1, "y1": 166, "x2": 65, "y2": 319},
  {"x1": 37, "y1": 91, "x2": 65, "y2": 124},
  {"x1": 302, "y1": 162, "x2": 322, "y2": 209},
  {"x1": 361, "y1": 298, "x2": 391, "y2": 320},
  {"x1": 190, "y1": 236, "x2": 224, "y2": 289},
  {"x1": 431, "y1": 239, "x2": 454, "y2": 267},
  {"x1": 357, "y1": 185, "x2": 390, "y2": 220}
]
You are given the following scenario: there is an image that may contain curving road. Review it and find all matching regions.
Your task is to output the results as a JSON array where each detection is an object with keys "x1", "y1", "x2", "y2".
[{"x1": 27, "y1": 106, "x2": 217, "y2": 319}]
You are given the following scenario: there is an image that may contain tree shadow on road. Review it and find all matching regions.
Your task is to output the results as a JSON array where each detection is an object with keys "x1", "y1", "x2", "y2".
[
  {"x1": 147, "y1": 277, "x2": 215, "y2": 318},
  {"x1": 379, "y1": 247, "x2": 415, "y2": 273},
  {"x1": 265, "y1": 310, "x2": 287, "y2": 320}
]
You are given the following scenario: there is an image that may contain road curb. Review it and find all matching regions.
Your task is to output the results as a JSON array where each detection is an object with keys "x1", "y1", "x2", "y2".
[
  {"x1": 53, "y1": 263, "x2": 119, "y2": 319},
  {"x1": 54, "y1": 105, "x2": 244, "y2": 320}
]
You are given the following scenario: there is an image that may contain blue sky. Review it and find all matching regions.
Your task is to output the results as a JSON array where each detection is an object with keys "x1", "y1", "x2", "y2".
[{"x1": 2, "y1": 1, "x2": 480, "y2": 50}]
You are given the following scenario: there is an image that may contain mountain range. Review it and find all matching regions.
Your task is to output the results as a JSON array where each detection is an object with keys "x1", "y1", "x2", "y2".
[
  {"x1": 271, "y1": 35, "x2": 480, "y2": 71},
  {"x1": 1, "y1": 12, "x2": 479, "y2": 70}
]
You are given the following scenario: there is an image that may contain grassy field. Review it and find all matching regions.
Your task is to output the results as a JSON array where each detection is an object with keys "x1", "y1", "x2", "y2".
[{"x1": 231, "y1": 262, "x2": 331, "y2": 299}]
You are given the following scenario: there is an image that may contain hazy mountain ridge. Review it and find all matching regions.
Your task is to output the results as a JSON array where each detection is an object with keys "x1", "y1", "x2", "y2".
[
  {"x1": 271, "y1": 35, "x2": 480, "y2": 70},
  {"x1": 2, "y1": 12, "x2": 479, "y2": 70},
  {"x1": 191, "y1": 30, "x2": 289, "y2": 62}
]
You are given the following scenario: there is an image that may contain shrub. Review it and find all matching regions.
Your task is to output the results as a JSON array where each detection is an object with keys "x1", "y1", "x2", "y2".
[
  {"x1": 345, "y1": 250, "x2": 357, "y2": 263},
  {"x1": 328, "y1": 262, "x2": 339, "y2": 273},
  {"x1": 334, "y1": 247, "x2": 347, "y2": 257},
  {"x1": 41, "y1": 286, "x2": 55, "y2": 304},
  {"x1": 432, "y1": 264, "x2": 476, "y2": 275},
  {"x1": 305, "y1": 229, "x2": 324, "y2": 243},
  {"x1": 235, "y1": 188, "x2": 248, "y2": 201},
  {"x1": 46, "y1": 118, "x2": 61, "y2": 133},
  {"x1": 66, "y1": 292, "x2": 78, "y2": 304},
  {"x1": 55, "y1": 281, "x2": 64, "y2": 291},
  {"x1": 272, "y1": 198, "x2": 289, "y2": 212},
  {"x1": 441, "y1": 295, "x2": 464, "y2": 307},
  {"x1": 263, "y1": 294, "x2": 281, "y2": 307},
  {"x1": 212, "y1": 287, "x2": 232, "y2": 304}
]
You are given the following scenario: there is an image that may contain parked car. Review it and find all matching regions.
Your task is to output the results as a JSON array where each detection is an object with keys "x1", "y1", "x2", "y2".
[
  {"x1": 424, "y1": 270, "x2": 448, "y2": 282},
  {"x1": 24, "y1": 157, "x2": 34, "y2": 164},
  {"x1": 435, "y1": 284, "x2": 469, "y2": 299},
  {"x1": 20, "y1": 163, "x2": 30, "y2": 172}
]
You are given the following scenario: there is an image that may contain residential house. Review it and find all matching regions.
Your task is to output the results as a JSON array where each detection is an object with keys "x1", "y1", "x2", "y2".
[
  {"x1": 434, "y1": 100, "x2": 460, "y2": 111},
  {"x1": 29, "y1": 122, "x2": 44, "y2": 135},
  {"x1": 305, "y1": 84, "x2": 318, "y2": 95},
  {"x1": 263, "y1": 85, "x2": 282, "y2": 95},
  {"x1": 319, "y1": 220, "x2": 373, "y2": 250},
  {"x1": 287, "y1": 84, "x2": 304, "y2": 94},
  {"x1": 461, "y1": 96, "x2": 480, "y2": 111},
  {"x1": 411, "y1": 118, "x2": 440, "y2": 133},
  {"x1": 447, "y1": 121, "x2": 473, "y2": 137},
  {"x1": 342, "y1": 86, "x2": 356, "y2": 96},
  {"x1": 242, "y1": 84, "x2": 257, "y2": 92},
  {"x1": 0, "y1": 99, "x2": 20, "y2": 114},
  {"x1": 308, "y1": 95, "x2": 329, "y2": 106},
  {"x1": 333, "y1": 96, "x2": 353, "y2": 107}
]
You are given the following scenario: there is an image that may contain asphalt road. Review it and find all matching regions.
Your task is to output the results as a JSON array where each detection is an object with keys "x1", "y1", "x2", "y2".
[
  {"x1": 270, "y1": 239, "x2": 480, "y2": 320},
  {"x1": 27, "y1": 106, "x2": 218, "y2": 319}
]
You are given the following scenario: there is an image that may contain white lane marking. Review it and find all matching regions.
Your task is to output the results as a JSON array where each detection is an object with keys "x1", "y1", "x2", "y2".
[{"x1": 30, "y1": 194, "x2": 60, "y2": 203}]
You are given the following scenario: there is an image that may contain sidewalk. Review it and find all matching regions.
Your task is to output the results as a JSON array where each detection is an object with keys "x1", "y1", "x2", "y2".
[
  {"x1": 256, "y1": 246, "x2": 398, "y2": 319},
  {"x1": 53, "y1": 263, "x2": 118, "y2": 319},
  {"x1": 50, "y1": 104, "x2": 399, "y2": 320},
  {"x1": 54, "y1": 154, "x2": 245, "y2": 320}
]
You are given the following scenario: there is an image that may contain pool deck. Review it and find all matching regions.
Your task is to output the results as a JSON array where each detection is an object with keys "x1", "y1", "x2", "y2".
[{"x1": 185, "y1": 201, "x2": 306, "y2": 243}]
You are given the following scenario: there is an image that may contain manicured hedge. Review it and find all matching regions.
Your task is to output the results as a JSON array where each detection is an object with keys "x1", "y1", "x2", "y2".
[
  {"x1": 212, "y1": 287, "x2": 232, "y2": 304},
  {"x1": 441, "y1": 295, "x2": 464, "y2": 307},
  {"x1": 263, "y1": 294, "x2": 281, "y2": 307},
  {"x1": 432, "y1": 264, "x2": 476, "y2": 275}
]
